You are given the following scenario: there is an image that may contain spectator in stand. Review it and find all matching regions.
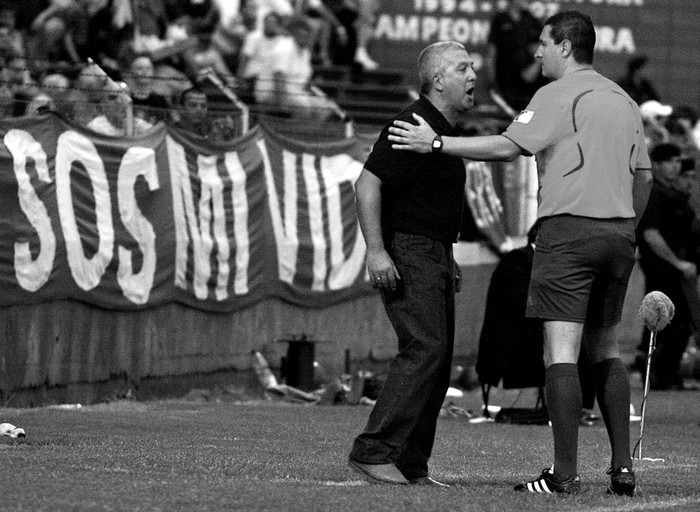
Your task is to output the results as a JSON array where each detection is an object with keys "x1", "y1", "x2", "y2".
[
  {"x1": 152, "y1": 61, "x2": 192, "y2": 106},
  {"x1": 0, "y1": 5, "x2": 26, "y2": 63},
  {"x1": 237, "y1": 10, "x2": 289, "y2": 105},
  {"x1": 693, "y1": 113, "x2": 700, "y2": 153},
  {"x1": 640, "y1": 99, "x2": 673, "y2": 148},
  {"x1": 166, "y1": 0, "x2": 221, "y2": 40},
  {"x1": 87, "y1": 82, "x2": 154, "y2": 136},
  {"x1": 81, "y1": 0, "x2": 131, "y2": 72},
  {"x1": 274, "y1": 15, "x2": 340, "y2": 119},
  {"x1": 241, "y1": 14, "x2": 340, "y2": 119},
  {"x1": 320, "y1": 0, "x2": 358, "y2": 67},
  {"x1": 666, "y1": 105, "x2": 700, "y2": 158},
  {"x1": 185, "y1": 30, "x2": 237, "y2": 81},
  {"x1": 210, "y1": 0, "x2": 259, "y2": 73},
  {"x1": 353, "y1": 0, "x2": 379, "y2": 70},
  {"x1": 617, "y1": 55, "x2": 660, "y2": 107},
  {"x1": 295, "y1": 0, "x2": 348, "y2": 67},
  {"x1": 126, "y1": 55, "x2": 171, "y2": 125},
  {"x1": 486, "y1": 0, "x2": 544, "y2": 112},
  {"x1": 171, "y1": 86, "x2": 238, "y2": 141},
  {"x1": 0, "y1": 55, "x2": 39, "y2": 117},
  {"x1": 65, "y1": 63, "x2": 114, "y2": 126},
  {"x1": 133, "y1": 0, "x2": 170, "y2": 42},
  {"x1": 255, "y1": 0, "x2": 293, "y2": 27},
  {"x1": 24, "y1": 0, "x2": 90, "y2": 75},
  {"x1": 38, "y1": 72, "x2": 71, "y2": 116},
  {"x1": 172, "y1": 87, "x2": 211, "y2": 136},
  {"x1": 25, "y1": 92, "x2": 55, "y2": 115},
  {"x1": 131, "y1": 0, "x2": 189, "y2": 60}
]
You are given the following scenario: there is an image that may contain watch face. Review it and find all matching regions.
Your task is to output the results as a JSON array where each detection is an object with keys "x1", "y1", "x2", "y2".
[{"x1": 432, "y1": 136, "x2": 442, "y2": 151}]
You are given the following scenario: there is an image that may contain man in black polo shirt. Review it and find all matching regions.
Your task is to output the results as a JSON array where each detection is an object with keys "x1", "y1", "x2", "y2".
[
  {"x1": 348, "y1": 41, "x2": 477, "y2": 487},
  {"x1": 636, "y1": 142, "x2": 700, "y2": 390}
]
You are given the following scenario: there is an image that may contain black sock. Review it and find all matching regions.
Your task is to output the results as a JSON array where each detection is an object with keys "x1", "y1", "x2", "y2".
[
  {"x1": 545, "y1": 363, "x2": 581, "y2": 480},
  {"x1": 593, "y1": 358, "x2": 632, "y2": 471},
  {"x1": 578, "y1": 350, "x2": 596, "y2": 410}
]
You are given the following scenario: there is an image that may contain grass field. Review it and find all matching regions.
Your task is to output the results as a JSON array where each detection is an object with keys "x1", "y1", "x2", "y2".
[{"x1": 1, "y1": 375, "x2": 699, "y2": 512}]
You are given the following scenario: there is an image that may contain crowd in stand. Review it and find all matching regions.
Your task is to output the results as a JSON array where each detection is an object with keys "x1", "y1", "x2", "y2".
[
  {"x1": 0, "y1": 0, "x2": 379, "y2": 138},
  {"x1": 2, "y1": 1, "x2": 700, "y2": 153}
]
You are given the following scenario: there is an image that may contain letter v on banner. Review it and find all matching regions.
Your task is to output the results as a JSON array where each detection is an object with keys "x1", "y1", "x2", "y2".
[{"x1": 258, "y1": 138, "x2": 298, "y2": 285}]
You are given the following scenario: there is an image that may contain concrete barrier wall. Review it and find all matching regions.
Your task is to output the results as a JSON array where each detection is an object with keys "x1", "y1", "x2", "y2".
[{"x1": 0, "y1": 242, "x2": 647, "y2": 403}]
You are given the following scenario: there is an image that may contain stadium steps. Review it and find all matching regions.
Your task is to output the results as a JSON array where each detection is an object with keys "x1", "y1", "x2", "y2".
[{"x1": 313, "y1": 65, "x2": 418, "y2": 129}]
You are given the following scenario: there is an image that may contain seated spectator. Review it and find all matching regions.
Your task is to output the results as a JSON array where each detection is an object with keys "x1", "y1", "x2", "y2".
[
  {"x1": 640, "y1": 100, "x2": 673, "y2": 148},
  {"x1": 0, "y1": 55, "x2": 39, "y2": 117},
  {"x1": 36, "y1": 72, "x2": 71, "y2": 115},
  {"x1": 281, "y1": 16, "x2": 343, "y2": 119},
  {"x1": 255, "y1": 0, "x2": 293, "y2": 27},
  {"x1": 171, "y1": 85, "x2": 238, "y2": 141},
  {"x1": 24, "y1": 0, "x2": 90, "y2": 75},
  {"x1": 319, "y1": 0, "x2": 358, "y2": 67},
  {"x1": 82, "y1": 0, "x2": 132, "y2": 72},
  {"x1": 353, "y1": 0, "x2": 379, "y2": 70},
  {"x1": 25, "y1": 92, "x2": 55, "y2": 115},
  {"x1": 210, "y1": 0, "x2": 259, "y2": 73},
  {"x1": 152, "y1": 61, "x2": 192, "y2": 104},
  {"x1": 87, "y1": 83, "x2": 154, "y2": 136},
  {"x1": 246, "y1": 15, "x2": 340, "y2": 120},
  {"x1": 0, "y1": 5, "x2": 26, "y2": 63},
  {"x1": 170, "y1": 85, "x2": 213, "y2": 136},
  {"x1": 295, "y1": 0, "x2": 348, "y2": 67},
  {"x1": 166, "y1": 0, "x2": 221, "y2": 40},
  {"x1": 126, "y1": 55, "x2": 171, "y2": 124},
  {"x1": 666, "y1": 105, "x2": 700, "y2": 158},
  {"x1": 237, "y1": 10, "x2": 288, "y2": 103},
  {"x1": 64, "y1": 63, "x2": 110, "y2": 126},
  {"x1": 184, "y1": 31, "x2": 236, "y2": 82},
  {"x1": 132, "y1": 0, "x2": 170, "y2": 45}
]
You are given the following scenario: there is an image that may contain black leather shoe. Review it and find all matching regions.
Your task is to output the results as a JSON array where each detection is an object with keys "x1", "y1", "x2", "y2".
[
  {"x1": 409, "y1": 476, "x2": 450, "y2": 488},
  {"x1": 348, "y1": 459, "x2": 409, "y2": 485},
  {"x1": 607, "y1": 467, "x2": 635, "y2": 496}
]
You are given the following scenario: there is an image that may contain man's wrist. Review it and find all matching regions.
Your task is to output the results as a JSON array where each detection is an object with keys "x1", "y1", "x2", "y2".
[{"x1": 431, "y1": 134, "x2": 443, "y2": 153}]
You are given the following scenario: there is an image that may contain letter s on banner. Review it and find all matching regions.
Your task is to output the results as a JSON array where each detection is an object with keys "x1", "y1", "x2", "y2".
[
  {"x1": 117, "y1": 146, "x2": 159, "y2": 304},
  {"x1": 4, "y1": 129, "x2": 56, "y2": 292}
]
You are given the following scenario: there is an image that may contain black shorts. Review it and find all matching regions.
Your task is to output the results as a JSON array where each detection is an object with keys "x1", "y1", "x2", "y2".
[{"x1": 526, "y1": 215, "x2": 636, "y2": 327}]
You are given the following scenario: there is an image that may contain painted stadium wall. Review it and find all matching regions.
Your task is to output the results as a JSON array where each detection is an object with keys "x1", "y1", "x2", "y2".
[{"x1": 370, "y1": 0, "x2": 700, "y2": 109}]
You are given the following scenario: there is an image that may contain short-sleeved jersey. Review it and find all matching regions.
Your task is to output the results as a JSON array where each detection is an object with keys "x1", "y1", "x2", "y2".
[
  {"x1": 364, "y1": 96, "x2": 466, "y2": 242},
  {"x1": 503, "y1": 69, "x2": 651, "y2": 219}
]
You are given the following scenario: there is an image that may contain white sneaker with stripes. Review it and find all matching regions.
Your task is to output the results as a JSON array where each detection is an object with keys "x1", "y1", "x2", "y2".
[{"x1": 514, "y1": 466, "x2": 581, "y2": 494}]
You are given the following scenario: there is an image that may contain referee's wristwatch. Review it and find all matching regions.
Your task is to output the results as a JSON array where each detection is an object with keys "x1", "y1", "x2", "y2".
[{"x1": 431, "y1": 134, "x2": 443, "y2": 153}]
